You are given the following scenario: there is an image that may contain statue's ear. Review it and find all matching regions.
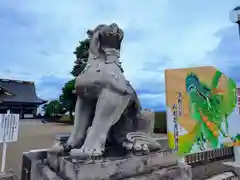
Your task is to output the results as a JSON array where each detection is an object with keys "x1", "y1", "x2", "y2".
[
  {"x1": 87, "y1": 30, "x2": 94, "y2": 38},
  {"x1": 87, "y1": 24, "x2": 106, "y2": 38}
]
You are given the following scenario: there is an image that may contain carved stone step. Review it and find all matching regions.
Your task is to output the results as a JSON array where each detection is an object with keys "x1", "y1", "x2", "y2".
[
  {"x1": 38, "y1": 163, "x2": 192, "y2": 180},
  {"x1": 47, "y1": 150, "x2": 179, "y2": 180},
  {"x1": 123, "y1": 164, "x2": 192, "y2": 180},
  {"x1": 204, "y1": 172, "x2": 238, "y2": 180}
]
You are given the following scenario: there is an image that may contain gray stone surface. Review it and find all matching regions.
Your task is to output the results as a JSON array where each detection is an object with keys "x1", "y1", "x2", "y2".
[
  {"x1": 0, "y1": 173, "x2": 15, "y2": 180},
  {"x1": 37, "y1": 162, "x2": 192, "y2": 180},
  {"x1": 125, "y1": 164, "x2": 192, "y2": 180},
  {"x1": 205, "y1": 172, "x2": 238, "y2": 180},
  {"x1": 47, "y1": 152, "x2": 67, "y2": 173},
  {"x1": 50, "y1": 23, "x2": 161, "y2": 157},
  {"x1": 42, "y1": 150, "x2": 192, "y2": 180},
  {"x1": 37, "y1": 23, "x2": 192, "y2": 180},
  {"x1": 155, "y1": 137, "x2": 169, "y2": 149},
  {"x1": 37, "y1": 164, "x2": 63, "y2": 180},
  {"x1": 192, "y1": 159, "x2": 240, "y2": 180}
]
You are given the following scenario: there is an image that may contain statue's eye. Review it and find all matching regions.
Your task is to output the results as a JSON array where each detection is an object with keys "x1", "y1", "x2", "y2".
[{"x1": 187, "y1": 84, "x2": 195, "y2": 92}]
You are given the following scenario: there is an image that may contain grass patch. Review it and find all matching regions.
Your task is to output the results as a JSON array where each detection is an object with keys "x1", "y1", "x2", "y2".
[{"x1": 59, "y1": 115, "x2": 74, "y2": 122}]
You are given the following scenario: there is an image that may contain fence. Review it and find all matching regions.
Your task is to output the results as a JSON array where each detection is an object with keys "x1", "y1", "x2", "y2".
[
  {"x1": 184, "y1": 147, "x2": 240, "y2": 180},
  {"x1": 185, "y1": 147, "x2": 234, "y2": 167}
]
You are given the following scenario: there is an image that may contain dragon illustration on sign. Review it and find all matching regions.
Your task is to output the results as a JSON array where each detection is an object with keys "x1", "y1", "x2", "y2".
[{"x1": 166, "y1": 67, "x2": 240, "y2": 156}]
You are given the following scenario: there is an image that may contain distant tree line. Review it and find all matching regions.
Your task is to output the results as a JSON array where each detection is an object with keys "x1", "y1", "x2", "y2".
[{"x1": 43, "y1": 39, "x2": 90, "y2": 121}]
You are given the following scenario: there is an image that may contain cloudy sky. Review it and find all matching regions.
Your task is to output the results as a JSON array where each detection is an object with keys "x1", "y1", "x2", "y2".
[{"x1": 0, "y1": 0, "x2": 240, "y2": 111}]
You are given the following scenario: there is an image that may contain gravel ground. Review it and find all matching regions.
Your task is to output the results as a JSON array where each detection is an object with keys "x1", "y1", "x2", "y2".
[{"x1": 0, "y1": 119, "x2": 72, "y2": 178}]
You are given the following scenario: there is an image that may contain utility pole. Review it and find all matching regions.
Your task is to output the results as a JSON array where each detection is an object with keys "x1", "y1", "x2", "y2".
[{"x1": 230, "y1": 6, "x2": 240, "y2": 39}]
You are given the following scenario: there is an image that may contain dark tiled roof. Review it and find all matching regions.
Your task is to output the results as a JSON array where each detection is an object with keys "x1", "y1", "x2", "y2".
[
  {"x1": 0, "y1": 86, "x2": 14, "y2": 96},
  {"x1": 0, "y1": 79, "x2": 46, "y2": 104}
]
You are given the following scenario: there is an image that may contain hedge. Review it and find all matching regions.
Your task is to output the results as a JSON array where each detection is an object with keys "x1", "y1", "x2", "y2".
[{"x1": 154, "y1": 111, "x2": 167, "y2": 133}]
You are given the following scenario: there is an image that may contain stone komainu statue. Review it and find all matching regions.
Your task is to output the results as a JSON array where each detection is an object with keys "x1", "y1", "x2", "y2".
[{"x1": 50, "y1": 23, "x2": 161, "y2": 157}]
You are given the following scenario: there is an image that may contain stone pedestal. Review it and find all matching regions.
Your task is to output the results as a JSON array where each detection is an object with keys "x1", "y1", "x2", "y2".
[
  {"x1": 234, "y1": 147, "x2": 240, "y2": 165},
  {"x1": 36, "y1": 150, "x2": 192, "y2": 180},
  {"x1": 0, "y1": 173, "x2": 15, "y2": 180},
  {"x1": 126, "y1": 164, "x2": 192, "y2": 180}
]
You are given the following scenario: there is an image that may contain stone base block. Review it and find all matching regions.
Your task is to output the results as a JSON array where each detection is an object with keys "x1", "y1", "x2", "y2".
[
  {"x1": 47, "y1": 152, "x2": 68, "y2": 173},
  {"x1": 37, "y1": 164, "x2": 63, "y2": 180},
  {"x1": 38, "y1": 163, "x2": 192, "y2": 180},
  {"x1": 125, "y1": 164, "x2": 192, "y2": 180},
  {"x1": 0, "y1": 173, "x2": 15, "y2": 180},
  {"x1": 45, "y1": 150, "x2": 189, "y2": 180},
  {"x1": 155, "y1": 137, "x2": 169, "y2": 149},
  {"x1": 193, "y1": 159, "x2": 240, "y2": 179}
]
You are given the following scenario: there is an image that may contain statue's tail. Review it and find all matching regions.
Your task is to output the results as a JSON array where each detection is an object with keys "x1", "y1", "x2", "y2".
[
  {"x1": 109, "y1": 84, "x2": 153, "y2": 145},
  {"x1": 129, "y1": 87, "x2": 153, "y2": 134}
]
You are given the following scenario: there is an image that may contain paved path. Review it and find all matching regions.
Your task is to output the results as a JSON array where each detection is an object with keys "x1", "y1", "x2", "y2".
[{"x1": 0, "y1": 120, "x2": 72, "y2": 178}]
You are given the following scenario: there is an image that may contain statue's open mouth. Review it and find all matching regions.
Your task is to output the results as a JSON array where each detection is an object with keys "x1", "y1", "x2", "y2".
[
  {"x1": 99, "y1": 33, "x2": 121, "y2": 50},
  {"x1": 87, "y1": 23, "x2": 123, "y2": 50}
]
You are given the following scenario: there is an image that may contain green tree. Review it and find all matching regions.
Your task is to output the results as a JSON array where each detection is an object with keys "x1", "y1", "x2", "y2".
[
  {"x1": 59, "y1": 79, "x2": 77, "y2": 121},
  {"x1": 71, "y1": 39, "x2": 90, "y2": 77},
  {"x1": 43, "y1": 100, "x2": 63, "y2": 117},
  {"x1": 58, "y1": 38, "x2": 90, "y2": 121}
]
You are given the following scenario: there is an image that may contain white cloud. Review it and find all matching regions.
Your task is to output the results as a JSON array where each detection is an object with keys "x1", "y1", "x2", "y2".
[{"x1": 0, "y1": 0, "x2": 240, "y2": 110}]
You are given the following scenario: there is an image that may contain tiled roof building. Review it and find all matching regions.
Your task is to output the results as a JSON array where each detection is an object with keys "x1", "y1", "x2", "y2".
[{"x1": 0, "y1": 79, "x2": 46, "y2": 118}]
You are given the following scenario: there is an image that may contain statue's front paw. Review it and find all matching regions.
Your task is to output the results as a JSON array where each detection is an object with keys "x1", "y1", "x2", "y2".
[
  {"x1": 133, "y1": 141, "x2": 149, "y2": 152},
  {"x1": 48, "y1": 142, "x2": 65, "y2": 153},
  {"x1": 123, "y1": 141, "x2": 149, "y2": 153},
  {"x1": 48, "y1": 142, "x2": 72, "y2": 154}
]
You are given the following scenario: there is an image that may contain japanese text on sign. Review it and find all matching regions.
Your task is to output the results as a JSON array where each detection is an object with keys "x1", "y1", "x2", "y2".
[
  {"x1": 0, "y1": 114, "x2": 19, "y2": 143},
  {"x1": 172, "y1": 92, "x2": 183, "y2": 151}
]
